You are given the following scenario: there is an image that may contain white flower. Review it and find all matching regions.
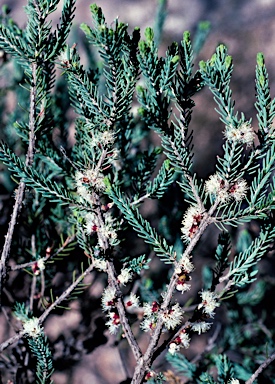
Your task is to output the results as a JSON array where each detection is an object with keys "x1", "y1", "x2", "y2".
[
  {"x1": 117, "y1": 268, "x2": 132, "y2": 285},
  {"x1": 37, "y1": 258, "x2": 45, "y2": 271},
  {"x1": 124, "y1": 293, "x2": 140, "y2": 310},
  {"x1": 239, "y1": 122, "x2": 255, "y2": 145},
  {"x1": 205, "y1": 173, "x2": 224, "y2": 195},
  {"x1": 101, "y1": 286, "x2": 116, "y2": 311},
  {"x1": 179, "y1": 254, "x2": 194, "y2": 273},
  {"x1": 218, "y1": 189, "x2": 231, "y2": 203},
  {"x1": 168, "y1": 342, "x2": 180, "y2": 355},
  {"x1": 85, "y1": 169, "x2": 106, "y2": 192},
  {"x1": 75, "y1": 171, "x2": 85, "y2": 186},
  {"x1": 198, "y1": 290, "x2": 220, "y2": 318},
  {"x1": 191, "y1": 321, "x2": 211, "y2": 335},
  {"x1": 205, "y1": 174, "x2": 230, "y2": 202},
  {"x1": 76, "y1": 184, "x2": 92, "y2": 202},
  {"x1": 181, "y1": 205, "x2": 203, "y2": 242},
  {"x1": 143, "y1": 302, "x2": 157, "y2": 317},
  {"x1": 100, "y1": 226, "x2": 117, "y2": 242},
  {"x1": 169, "y1": 330, "x2": 190, "y2": 354},
  {"x1": 176, "y1": 282, "x2": 191, "y2": 293},
  {"x1": 179, "y1": 331, "x2": 190, "y2": 348},
  {"x1": 101, "y1": 130, "x2": 115, "y2": 145},
  {"x1": 106, "y1": 312, "x2": 120, "y2": 334},
  {"x1": 84, "y1": 213, "x2": 98, "y2": 235},
  {"x1": 141, "y1": 301, "x2": 160, "y2": 330},
  {"x1": 228, "y1": 380, "x2": 240, "y2": 384},
  {"x1": 93, "y1": 258, "x2": 107, "y2": 271},
  {"x1": 229, "y1": 179, "x2": 248, "y2": 201},
  {"x1": 75, "y1": 169, "x2": 106, "y2": 193},
  {"x1": 224, "y1": 122, "x2": 255, "y2": 146},
  {"x1": 174, "y1": 265, "x2": 182, "y2": 275},
  {"x1": 23, "y1": 317, "x2": 43, "y2": 338},
  {"x1": 162, "y1": 303, "x2": 183, "y2": 330},
  {"x1": 140, "y1": 316, "x2": 156, "y2": 332}
]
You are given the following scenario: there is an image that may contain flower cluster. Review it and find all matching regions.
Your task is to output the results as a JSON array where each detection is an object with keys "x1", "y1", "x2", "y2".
[
  {"x1": 117, "y1": 268, "x2": 133, "y2": 285},
  {"x1": 93, "y1": 258, "x2": 107, "y2": 271},
  {"x1": 86, "y1": 128, "x2": 116, "y2": 148},
  {"x1": 101, "y1": 286, "x2": 120, "y2": 334},
  {"x1": 102, "y1": 286, "x2": 139, "y2": 333},
  {"x1": 198, "y1": 290, "x2": 220, "y2": 318},
  {"x1": 106, "y1": 311, "x2": 121, "y2": 334},
  {"x1": 174, "y1": 254, "x2": 194, "y2": 292},
  {"x1": 228, "y1": 179, "x2": 248, "y2": 201},
  {"x1": 101, "y1": 286, "x2": 116, "y2": 312},
  {"x1": 124, "y1": 293, "x2": 140, "y2": 313},
  {"x1": 144, "y1": 371, "x2": 156, "y2": 381},
  {"x1": 178, "y1": 254, "x2": 195, "y2": 274},
  {"x1": 31, "y1": 258, "x2": 45, "y2": 276},
  {"x1": 84, "y1": 211, "x2": 118, "y2": 248},
  {"x1": 191, "y1": 320, "x2": 211, "y2": 335},
  {"x1": 140, "y1": 301, "x2": 183, "y2": 332},
  {"x1": 224, "y1": 121, "x2": 255, "y2": 146},
  {"x1": 205, "y1": 173, "x2": 248, "y2": 203},
  {"x1": 23, "y1": 317, "x2": 43, "y2": 338},
  {"x1": 181, "y1": 205, "x2": 204, "y2": 242},
  {"x1": 205, "y1": 174, "x2": 229, "y2": 202},
  {"x1": 168, "y1": 330, "x2": 191, "y2": 354},
  {"x1": 140, "y1": 301, "x2": 160, "y2": 332},
  {"x1": 75, "y1": 168, "x2": 106, "y2": 202},
  {"x1": 161, "y1": 303, "x2": 183, "y2": 330}
]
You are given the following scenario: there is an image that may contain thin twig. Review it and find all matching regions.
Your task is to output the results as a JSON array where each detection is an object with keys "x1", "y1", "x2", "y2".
[
  {"x1": 246, "y1": 351, "x2": 275, "y2": 384},
  {"x1": 131, "y1": 200, "x2": 219, "y2": 383},
  {"x1": 29, "y1": 234, "x2": 37, "y2": 312},
  {"x1": 11, "y1": 235, "x2": 76, "y2": 271},
  {"x1": 39, "y1": 262, "x2": 94, "y2": 323},
  {"x1": 0, "y1": 262, "x2": 95, "y2": 352},
  {"x1": 191, "y1": 322, "x2": 222, "y2": 364},
  {"x1": 29, "y1": 274, "x2": 36, "y2": 313},
  {"x1": 38, "y1": 269, "x2": 45, "y2": 310},
  {"x1": 107, "y1": 261, "x2": 142, "y2": 361},
  {"x1": 0, "y1": 183, "x2": 26, "y2": 306},
  {"x1": 0, "y1": 62, "x2": 37, "y2": 307},
  {"x1": 0, "y1": 330, "x2": 26, "y2": 353},
  {"x1": 131, "y1": 193, "x2": 151, "y2": 206}
]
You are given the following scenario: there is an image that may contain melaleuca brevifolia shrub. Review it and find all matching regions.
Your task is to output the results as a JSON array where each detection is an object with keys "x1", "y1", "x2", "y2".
[{"x1": 0, "y1": 1, "x2": 275, "y2": 383}]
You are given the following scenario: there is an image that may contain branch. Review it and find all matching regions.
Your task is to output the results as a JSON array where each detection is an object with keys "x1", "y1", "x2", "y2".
[
  {"x1": 10, "y1": 235, "x2": 76, "y2": 271},
  {"x1": 0, "y1": 330, "x2": 26, "y2": 353},
  {"x1": 0, "y1": 262, "x2": 94, "y2": 352},
  {"x1": 131, "y1": 201, "x2": 218, "y2": 383},
  {"x1": 107, "y1": 261, "x2": 142, "y2": 361},
  {"x1": 0, "y1": 62, "x2": 37, "y2": 307},
  {"x1": 246, "y1": 351, "x2": 275, "y2": 384}
]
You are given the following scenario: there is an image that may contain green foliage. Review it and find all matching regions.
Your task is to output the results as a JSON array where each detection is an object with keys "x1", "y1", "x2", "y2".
[
  {"x1": 166, "y1": 352, "x2": 196, "y2": 379},
  {"x1": 228, "y1": 224, "x2": 275, "y2": 287},
  {"x1": 28, "y1": 335, "x2": 53, "y2": 384},
  {"x1": 127, "y1": 254, "x2": 151, "y2": 274},
  {"x1": 13, "y1": 302, "x2": 30, "y2": 322},
  {"x1": 107, "y1": 184, "x2": 174, "y2": 263},
  {"x1": 215, "y1": 354, "x2": 235, "y2": 383},
  {"x1": 255, "y1": 52, "x2": 275, "y2": 144}
]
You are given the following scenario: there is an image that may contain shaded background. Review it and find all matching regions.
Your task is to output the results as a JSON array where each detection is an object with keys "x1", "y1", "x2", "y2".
[
  {"x1": 1, "y1": 0, "x2": 275, "y2": 383},
  {"x1": 4, "y1": 0, "x2": 275, "y2": 177}
]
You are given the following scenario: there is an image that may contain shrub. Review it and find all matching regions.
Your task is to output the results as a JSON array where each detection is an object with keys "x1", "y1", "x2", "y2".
[{"x1": 0, "y1": 1, "x2": 275, "y2": 383}]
